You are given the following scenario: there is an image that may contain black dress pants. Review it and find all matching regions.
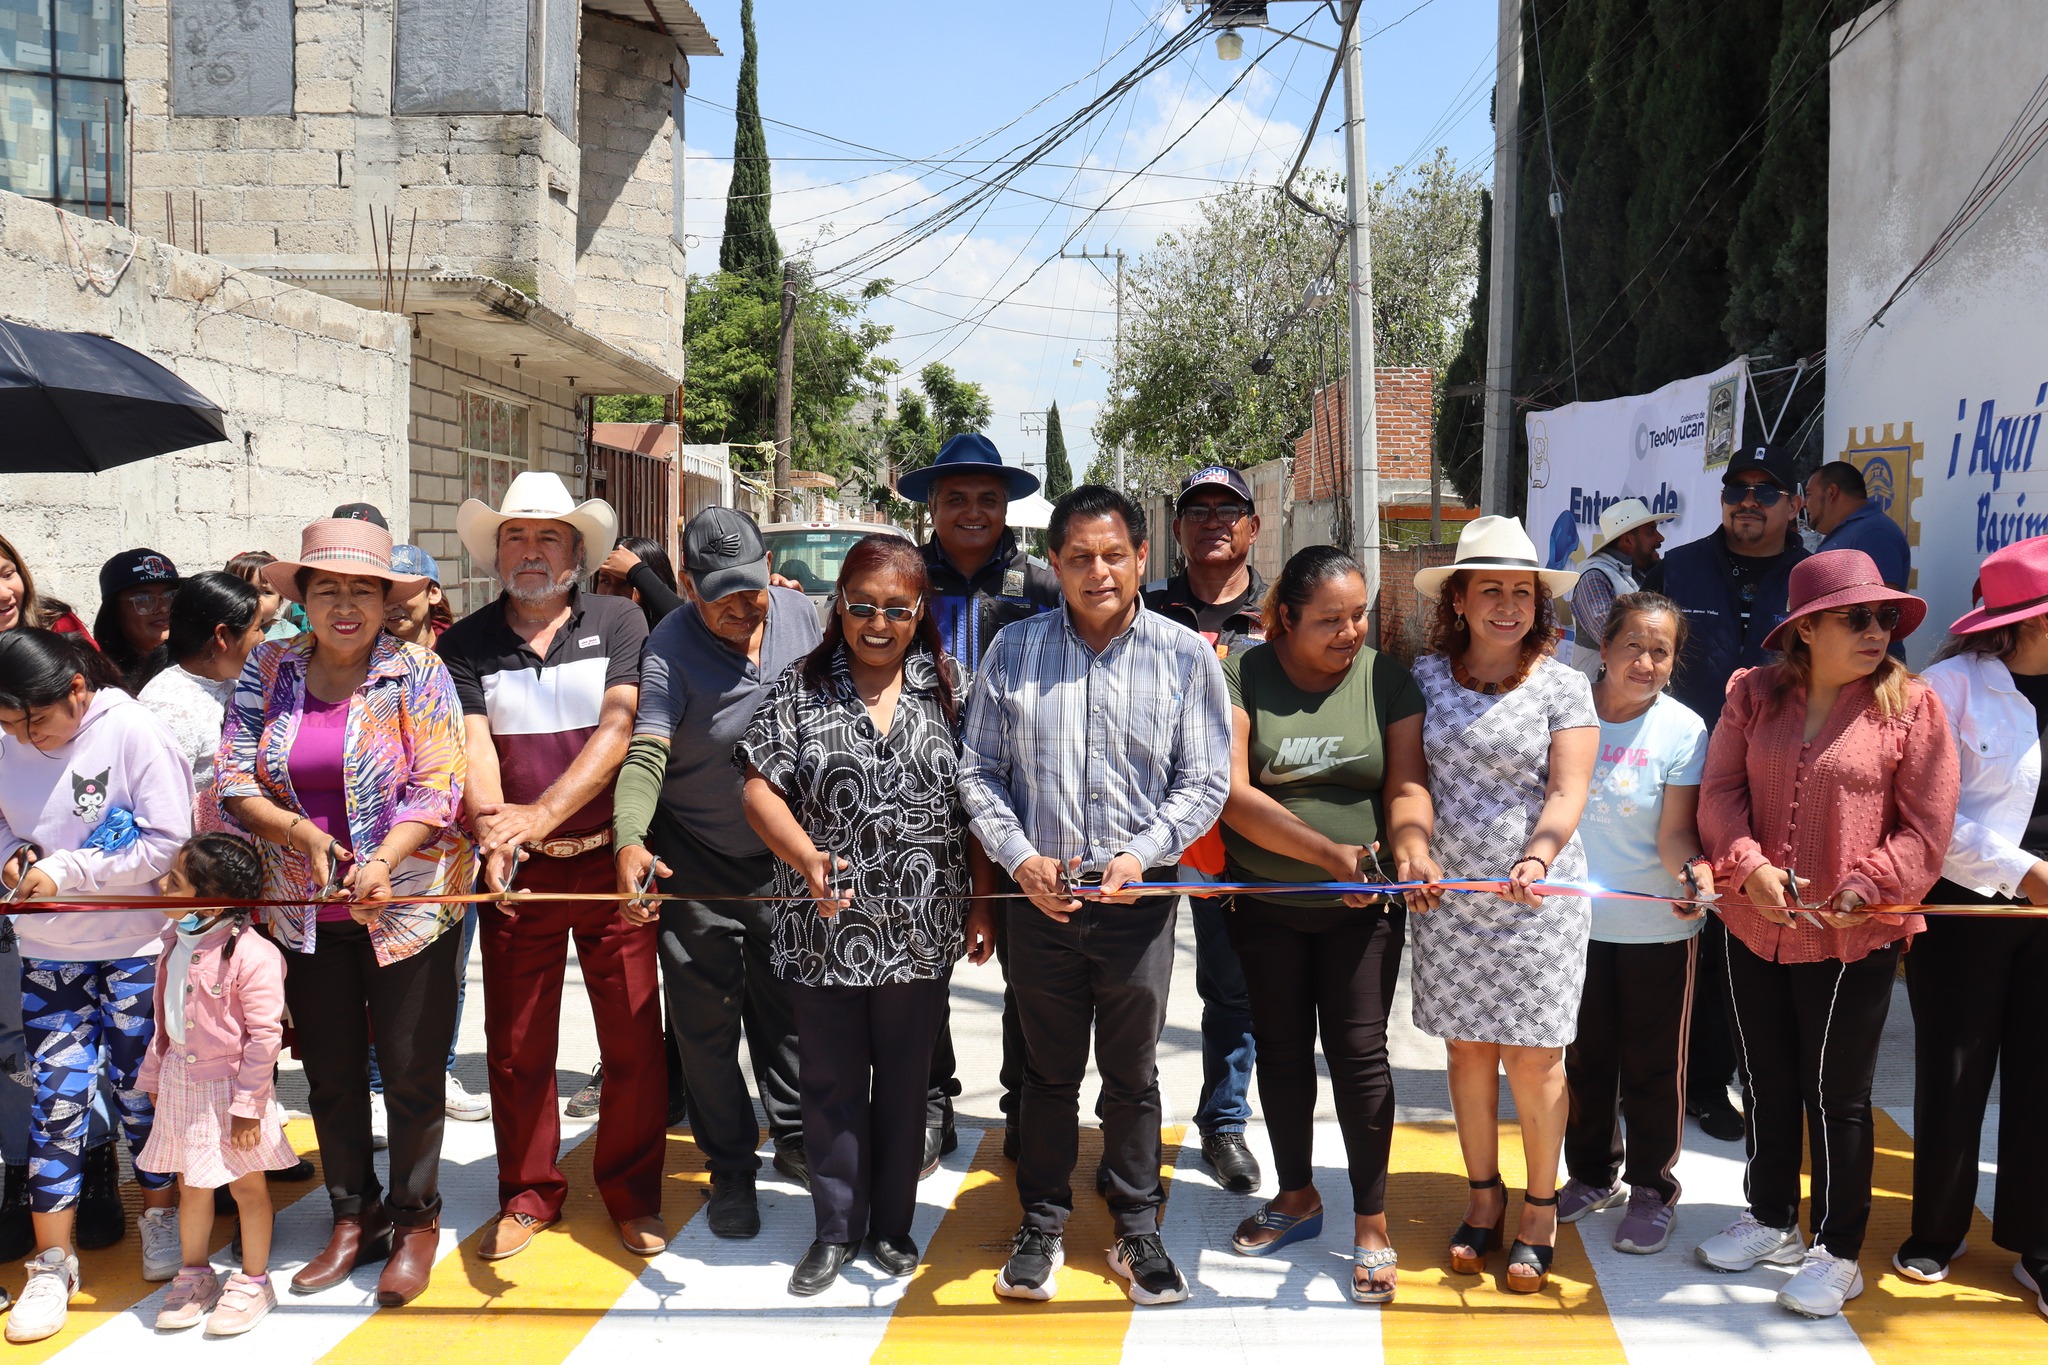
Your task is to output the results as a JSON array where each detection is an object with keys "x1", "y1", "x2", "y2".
[
  {"x1": 1688, "y1": 920, "x2": 1742, "y2": 1110},
  {"x1": 1564, "y1": 936, "x2": 1698, "y2": 1203},
  {"x1": 650, "y1": 818, "x2": 802, "y2": 1174},
  {"x1": 1009, "y1": 893, "x2": 1176, "y2": 1239},
  {"x1": 1906, "y1": 892, "x2": 2048, "y2": 1259},
  {"x1": 926, "y1": 876, "x2": 1024, "y2": 1132},
  {"x1": 1723, "y1": 923, "x2": 1898, "y2": 1258},
  {"x1": 1225, "y1": 898, "x2": 1402, "y2": 1216},
  {"x1": 283, "y1": 917, "x2": 460, "y2": 1226},
  {"x1": 793, "y1": 976, "x2": 950, "y2": 1243}
]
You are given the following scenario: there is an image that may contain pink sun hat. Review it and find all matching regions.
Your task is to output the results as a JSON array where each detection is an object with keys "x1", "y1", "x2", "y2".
[
  {"x1": 1951, "y1": 536, "x2": 2048, "y2": 634},
  {"x1": 1761, "y1": 548, "x2": 1926, "y2": 653}
]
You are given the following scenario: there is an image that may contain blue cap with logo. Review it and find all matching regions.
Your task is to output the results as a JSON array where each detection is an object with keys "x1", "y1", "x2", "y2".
[
  {"x1": 389, "y1": 544, "x2": 441, "y2": 585},
  {"x1": 1174, "y1": 465, "x2": 1254, "y2": 512}
]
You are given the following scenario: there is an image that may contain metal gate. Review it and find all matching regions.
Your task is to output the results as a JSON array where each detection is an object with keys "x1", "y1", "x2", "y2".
[{"x1": 589, "y1": 443, "x2": 675, "y2": 551}]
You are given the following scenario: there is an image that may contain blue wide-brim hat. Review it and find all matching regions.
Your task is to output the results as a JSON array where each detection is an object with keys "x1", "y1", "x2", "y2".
[{"x1": 896, "y1": 433, "x2": 1040, "y2": 503}]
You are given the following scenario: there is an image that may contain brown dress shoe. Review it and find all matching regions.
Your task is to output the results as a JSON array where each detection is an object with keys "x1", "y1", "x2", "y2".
[
  {"x1": 291, "y1": 1205, "x2": 393, "y2": 1294},
  {"x1": 479, "y1": 1211, "x2": 555, "y2": 1261},
  {"x1": 618, "y1": 1215, "x2": 669, "y2": 1257},
  {"x1": 375, "y1": 1218, "x2": 440, "y2": 1307}
]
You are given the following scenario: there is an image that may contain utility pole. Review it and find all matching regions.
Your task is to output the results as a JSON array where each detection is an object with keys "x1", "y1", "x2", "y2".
[
  {"x1": 772, "y1": 259, "x2": 799, "y2": 522},
  {"x1": 1337, "y1": 0, "x2": 1377, "y2": 602},
  {"x1": 1059, "y1": 246, "x2": 1125, "y2": 489},
  {"x1": 1480, "y1": 0, "x2": 1523, "y2": 516}
]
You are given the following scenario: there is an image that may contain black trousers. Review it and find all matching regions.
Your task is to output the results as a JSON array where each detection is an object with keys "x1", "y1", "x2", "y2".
[
  {"x1": 793, "y1": 976, "x2": 950, "y2": 1244},
  {"x1": 926, "y1": 877, "x2": 1024, "y2": 1132},
  {"x1": 1009, "y1": 892, "x2": 1176, "y2": 1239},
  {"x1": 1688, "y1": 920, "x2": 1742, "y2": 1109},
  {"x1": 1226, "y1": 899, "x2": 1401, "y2": 1216},
  {"x1": 283, "y1": 917, "x2": 460, "y2": 1227},
  {"x1": 650, "y1": 818, "x2": 802, "y2": 1174},
  {"x1": 1564, "y1": 936, "x2": 1698, "y2": 1203},
  {"x1": 1906, "y1": 892, "x2": 2048, "y2": 1259},
  {"x1": 1723, "y1": 923, "x2": 1898, "y2": 1258}
]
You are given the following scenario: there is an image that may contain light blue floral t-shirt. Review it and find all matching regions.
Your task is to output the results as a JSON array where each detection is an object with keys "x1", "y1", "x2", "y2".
[{"x1": 1579, "y1": 693, "x2": 1710, "y2": 943}]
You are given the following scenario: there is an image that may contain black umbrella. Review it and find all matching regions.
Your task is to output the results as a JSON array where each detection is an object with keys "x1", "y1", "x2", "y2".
[{"x1": 0, "y1": 319, "x2": 228, "y2": 474}]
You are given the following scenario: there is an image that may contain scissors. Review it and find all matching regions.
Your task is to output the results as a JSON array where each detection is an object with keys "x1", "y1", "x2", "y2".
[
  {"x1": 0, "y1": 845, "x2": 37, "y2": 952},
  {"x1": 320, "y1": 841, "x2": 351, "y2": 900},
  {"x1": 1783, "y1": 862, "x2": 1828, "y2": 929}
]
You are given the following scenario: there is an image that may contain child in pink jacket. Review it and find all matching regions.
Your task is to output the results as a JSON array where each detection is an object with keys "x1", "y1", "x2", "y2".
[{"x1": 137, "y1": 833, "x2": 296, "y2": 1337}]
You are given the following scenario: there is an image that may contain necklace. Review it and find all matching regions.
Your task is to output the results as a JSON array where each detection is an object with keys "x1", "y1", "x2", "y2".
[{"x1": 1451, "y1": 651, "x2": 1534, "y2": 696}]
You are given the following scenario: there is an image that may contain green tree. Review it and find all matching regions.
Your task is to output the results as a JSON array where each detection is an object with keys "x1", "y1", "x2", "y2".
[
  {"x1": 881, "y1": 362, "x2": 994, "y2": 484},
  {"x1": 719, "y1": 0, "x2": 781, "y2": 284},
  {"x1": 1043, "y1": 400, "x2": 1072, "y2": 500},
  {"x1": 592, "y1": 394, "x2": 666, "y2": 422},
  {"x1": 682, "y1": 271, "x2": 895, "y2": 478},
  {"x1": 1095, "y1": 158, "x2": 1483, "y2": 495}
]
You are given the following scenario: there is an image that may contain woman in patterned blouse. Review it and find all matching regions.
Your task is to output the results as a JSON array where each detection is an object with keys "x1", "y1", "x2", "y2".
[
  {"x1": 217, "y1": 518, "x2": 473, "y2": 1309},
  {"x1": 739, "y1": 533, "x2": 996, "y2": 1298}
]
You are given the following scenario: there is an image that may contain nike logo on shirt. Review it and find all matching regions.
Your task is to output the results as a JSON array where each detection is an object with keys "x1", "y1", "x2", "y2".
[{"x1": 1259, "y1": 735, "x2": 1347, "y2": 784}]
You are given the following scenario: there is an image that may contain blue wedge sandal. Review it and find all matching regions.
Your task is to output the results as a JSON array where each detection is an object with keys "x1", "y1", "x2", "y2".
[{"x1": 1231, "y1": 1202, "x2": 1324, "y2": 1257}]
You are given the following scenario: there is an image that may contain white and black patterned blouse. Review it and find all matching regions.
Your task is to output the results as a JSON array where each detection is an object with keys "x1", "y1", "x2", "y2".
[{"x1": 736, "y1": 645, "x2": 969, "y2": 987}]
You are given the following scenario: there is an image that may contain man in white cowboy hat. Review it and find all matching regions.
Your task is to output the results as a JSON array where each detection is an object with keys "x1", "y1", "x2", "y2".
[
  {"x1": 1569, "y1": 497, "x2": 1677, "y2": 678},
  {"x1": 437, "y1": 471, "x2": 670, "y2": 1263}
]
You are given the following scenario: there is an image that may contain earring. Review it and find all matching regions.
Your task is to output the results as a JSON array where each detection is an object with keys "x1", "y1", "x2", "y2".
[{"x1": 1453, "y1": 613, "x2": 1467, "y2": 632}]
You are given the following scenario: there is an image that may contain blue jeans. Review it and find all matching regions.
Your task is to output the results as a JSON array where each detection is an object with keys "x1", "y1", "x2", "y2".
[
  {"x1": 370, "y1": 907, "x2": 475, "y2": 1093},
  {"x1": 1183, "y1": 866, "x2": 1256, "y2": 1136}
]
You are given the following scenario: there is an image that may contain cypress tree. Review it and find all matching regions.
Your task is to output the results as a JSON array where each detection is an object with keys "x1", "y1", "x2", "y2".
[
  {"x1": 1043, "y1": 401, "x2": 1073, "y2": 500},
  {"x1": 719, "y1": 0, "x2": 781, "y2": 283}
]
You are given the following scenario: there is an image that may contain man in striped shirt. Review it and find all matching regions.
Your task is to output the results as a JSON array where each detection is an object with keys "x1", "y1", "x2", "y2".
[{"x1": 959, "y1": 485, "x2": 1230, "y2": 1308}]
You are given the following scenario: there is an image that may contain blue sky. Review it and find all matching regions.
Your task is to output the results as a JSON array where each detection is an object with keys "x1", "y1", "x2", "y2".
[{"x1": 679, "y1": 0, "x2": 1498, "y2": 476}]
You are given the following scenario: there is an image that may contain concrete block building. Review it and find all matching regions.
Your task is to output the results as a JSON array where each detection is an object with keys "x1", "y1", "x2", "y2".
[{"x1": 1, "y1": 0, "x2": 718, "y2": 615}]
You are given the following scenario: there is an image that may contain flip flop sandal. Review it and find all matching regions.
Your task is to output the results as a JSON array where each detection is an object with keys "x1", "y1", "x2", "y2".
[
  {"x1": 1231, "y1": 1202, "x2": 1324, "y2": 1257},
  {"x1": 1351, "y1": 1246, "x2": 1398, "y2": 1304}
]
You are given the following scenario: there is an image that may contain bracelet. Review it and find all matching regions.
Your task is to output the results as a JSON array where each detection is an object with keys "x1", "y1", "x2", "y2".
[
  {"x1": 1515, "y1": 853, "x2": 1550, "y2": 875},
  {"x1": 284, "y1": 814, "x2": 305, "y2": 845}
]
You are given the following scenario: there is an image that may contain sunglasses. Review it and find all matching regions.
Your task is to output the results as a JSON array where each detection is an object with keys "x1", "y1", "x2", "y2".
[
  {"x1": 1720, "y1": 483, "x2": 1787, "y2": 508},
  {"x1": 1822, "y1": 604, "x2": 1903, "y2": 634},
  {"x1": 1180, "y1": 502, "x2": 1251, "y2": 527},
  {"x1": 842, "y1": 598, "x2": 922, "y2": 623}
]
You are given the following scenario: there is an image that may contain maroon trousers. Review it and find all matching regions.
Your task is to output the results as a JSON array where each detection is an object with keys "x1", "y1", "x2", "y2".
[{"x1": 481, "y1": 847, "x2": 665, "y2": 1223}]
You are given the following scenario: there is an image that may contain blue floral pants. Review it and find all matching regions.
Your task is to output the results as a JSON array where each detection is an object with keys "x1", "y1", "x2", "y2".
[{"x1": 22, "y1": 957, "x2": 169, "y2": 1213}]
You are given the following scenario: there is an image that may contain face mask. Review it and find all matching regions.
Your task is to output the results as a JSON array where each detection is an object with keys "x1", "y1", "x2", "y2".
[{"x1": 176, "y1": 911, "x2": 214, "y2": 935}]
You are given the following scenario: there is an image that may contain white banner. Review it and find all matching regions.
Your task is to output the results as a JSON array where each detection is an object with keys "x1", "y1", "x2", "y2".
[{"x1": 1524, "y1": 359, "x2": 1749, "y2": 600}]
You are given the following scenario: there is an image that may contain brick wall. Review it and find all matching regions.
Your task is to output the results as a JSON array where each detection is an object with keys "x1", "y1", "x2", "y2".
[
  {"x1": 1375, "y1": 542, "x2": 1458, "y2": 665},
  {"x1": 0, "y1": 191, "x2": 409, "y2": 613},
  {"x1": 1292, "y1": 367, "x2": 1436, "y2": 500},
  {"x1": 575, "y1": 16, "x2": 687, "y2": 377},
  {"x1": 407, "y1": 339, "x2": 583, "y2": 616}
]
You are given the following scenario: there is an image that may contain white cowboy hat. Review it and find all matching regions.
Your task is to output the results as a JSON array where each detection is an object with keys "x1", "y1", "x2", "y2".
[
  {"x1": 456, "y1": 471, "x2": 619, "y2": 576},
  {"x1": 1415, "y1": 515, "x2": 1581, "y2": 601},
  {"x1": 1591, "y1": 497, "x2": 1677, "y2": 550}
]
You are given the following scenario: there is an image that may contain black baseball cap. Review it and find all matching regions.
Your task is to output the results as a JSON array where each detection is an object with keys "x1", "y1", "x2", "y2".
[
  {"x1": 97, "y1": 548, "x2": 181, "y2": 605},
  {"x1": 682, "y1": 507, "x2": 768, "y2": 601},
  {"x1": 1722, "y1": 443, "x2": 1799, "y2": 493},
  {"x1": 1174, "y1": 465, "x2": 1254, "y2": 512},
  {"x1": 333, "y1": 502, "x2": 389, "y2": 530}
]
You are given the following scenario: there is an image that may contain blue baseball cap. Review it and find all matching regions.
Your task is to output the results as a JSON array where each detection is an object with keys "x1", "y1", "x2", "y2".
[{"x1": 389, "y1": 543, "x2": 440, "y2": 585}]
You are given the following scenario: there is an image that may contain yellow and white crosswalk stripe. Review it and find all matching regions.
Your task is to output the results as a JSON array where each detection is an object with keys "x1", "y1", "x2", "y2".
[{"x1": 16, "y1": 1110, "x2": 2042, "y2": 1364}]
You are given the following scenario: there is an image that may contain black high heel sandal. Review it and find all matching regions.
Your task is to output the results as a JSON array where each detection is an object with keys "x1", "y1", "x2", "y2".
[
  {"x1": 1506, "y1": 1190, "x2": 1559, "y2": 1294},
  {"x1": 1449, "y1": 1175, "x2": 1506, "y2": 1275}
]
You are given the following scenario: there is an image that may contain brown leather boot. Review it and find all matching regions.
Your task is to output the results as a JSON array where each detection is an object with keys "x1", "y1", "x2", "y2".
[
  {"x1": 375, "y1": 1217, "x2": 440, "y2": 1306},
  {"x1": 291, "y1": 1204, "x2": 393, "y2": 1294}
]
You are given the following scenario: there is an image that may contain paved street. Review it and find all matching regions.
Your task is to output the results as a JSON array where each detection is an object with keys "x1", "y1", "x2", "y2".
[{"x1": 45, "y1": 901, "x2": 2040, "y2": 1364}]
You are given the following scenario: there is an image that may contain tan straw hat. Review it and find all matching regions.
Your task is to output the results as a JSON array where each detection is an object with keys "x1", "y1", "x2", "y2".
[{"x1": 263, "y1": 518, "x2": 429, "y2": 605}]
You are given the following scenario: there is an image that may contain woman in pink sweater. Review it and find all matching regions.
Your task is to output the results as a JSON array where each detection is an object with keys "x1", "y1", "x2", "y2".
[{"x1": 1693, "y1": 550, "x2": 1959, "y2": 1320}]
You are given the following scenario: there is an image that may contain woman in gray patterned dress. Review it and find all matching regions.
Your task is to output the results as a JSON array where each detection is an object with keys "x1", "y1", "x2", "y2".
[
  {"x1": 739, "y1": 534, "x2": 997, "y2": 1298},
  {"x1": 1408, "y1": 516, "x2": 1599, "y2": 1295}
]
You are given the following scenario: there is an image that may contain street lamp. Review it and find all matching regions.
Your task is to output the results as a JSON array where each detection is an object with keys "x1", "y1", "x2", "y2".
[{"x1": 1215, "y1": 28, "x2": 1244, "y2": 60}]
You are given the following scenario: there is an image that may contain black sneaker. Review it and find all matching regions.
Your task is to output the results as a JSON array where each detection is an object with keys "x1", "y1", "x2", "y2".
[
  {"x1": 1891, "y1": 1235, "x2": 1967, "y2": 1283},
  {"x1": 0, "y1": 1165, "x2": 31, "y2": 1263},
  {"x1": 268, "y1": 1156, "x2": 317, "y2": 1182},
  {"x1": 2016, "y1": 1255, "x2": 2047, "y2": 1320},
  {"x1": 1687, "y1": 1093, "x2": 1746, "y2": 1142},
  {"x1": 705, "y1": 1169, "x2": 760, "y2": 1239},
  {"x1": 1201, "y1": 1133, "x2": 1261, "y2": 1193},
  {"x1": 1108, "y1": 1232, "x2": 1189, "y2": 1305},
  {"x1": 773, "y1": 1139, "x2": 810, "y2": 1190},
  {"x1": 994, "y1": 1226, "x2": 1064, "y2": 1301},
  {"x1": 564, "y1": 1065, "x2": 604, "y2": 1120},
  {"x1": 75, "y1": 1142, "x2": 125, "y2": 1250}
]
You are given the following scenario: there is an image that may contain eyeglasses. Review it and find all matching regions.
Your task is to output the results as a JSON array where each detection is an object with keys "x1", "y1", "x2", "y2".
[
  {"x1": 1823, "y1": 604, "x2": 1903, "y2": 634},
  {"x1": 1180, "y1": 503, "x2": 1251, "y2": 527},
  {"x1": 842, "y1": 598, "x2": 922, "y2": 623},
  {"x1": 1720, "y1": 483, "x2": 1787, "y2": 508},
  {"x1": 122, "y1": 590, "x2": 175, "y2": 614}
]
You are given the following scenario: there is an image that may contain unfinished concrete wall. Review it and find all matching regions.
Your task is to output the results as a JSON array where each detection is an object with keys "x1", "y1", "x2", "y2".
[{"x1": 0, "y1": 190, "x2": 409, "y2": 615}]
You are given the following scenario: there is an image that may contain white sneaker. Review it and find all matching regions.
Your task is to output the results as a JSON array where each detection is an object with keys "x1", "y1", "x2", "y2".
[
  {"x1": 1777, "y1": 1246, "x2": 1864, "y2": 1317},
  {"x1": 1696, "y1": 1212, "x2": 1805, "y2": 1272},
  {"x1": 138, "y1": 1206, "x2": 182, "y2": 1281},
  {"x1": 6, "y1": 1248, "x2": 78, "y2": 1343},
  {"x1": 445, "y1": 1073, "x2": 491, "y2": 1122},
  {"x1": 370, "y1": 1091, "x2": 390, "y2": 1151}
]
